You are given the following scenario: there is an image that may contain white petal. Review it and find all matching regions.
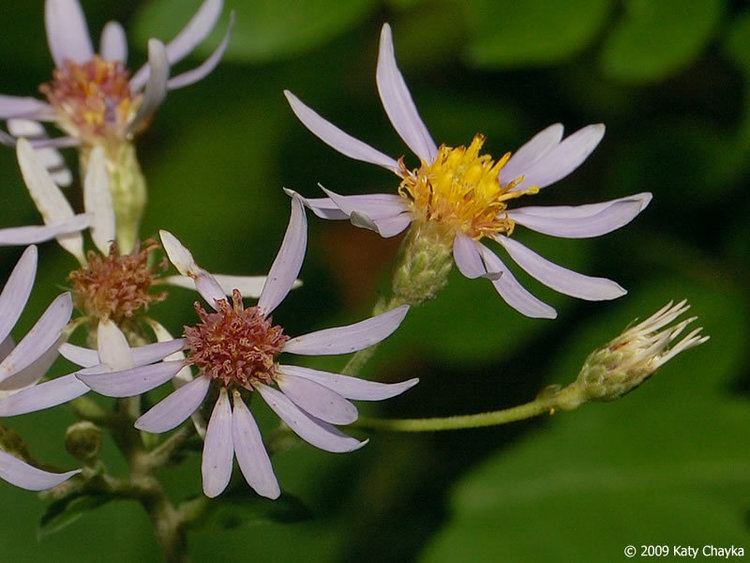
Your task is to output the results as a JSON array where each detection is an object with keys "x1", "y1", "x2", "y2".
[
  {"x1": 497, "y1": 235, "x2": 626, "y2": 300},
  {"x1": 518, "y1": 124, "x2": 605, "y2": 190},
  {"x1": 277, "y1": 373, "x2": 357, "y2": 425},
  {"x1": 258, "y1": 195, "x2": 307, "y2": 315},
  {"x1": 60, "y1": 339, "x2": 186, "y2": 369},
  {"x1": 16, "y1": 139, "x2": 84, "y2": 262},
  {"x1": 284, "y1": 305, "x2": 409, "y2": 356},
  {"x1": 376, "y1": 24, "x2": 437, "y2": 163},
  {"x1": 0, "y1": 96, "x2": 53, "y2": 120},
  {"x1": 135, "y1": 375, "x2": 210, "y2": 433},
  {"x1": 45, "y1": 0, "x2": 94, "y2": 67},
  {"x1": 0, "y1": 215, "x2": 90, "y2": 246},
  {"x1": 130, "y1": 0, "x2": 224, "y2": 90},
  {"x1": 256, "y1": 384, "x2": 366, "y2": 453},
  {"x1": 231, "y1": 392, "x2": 279, "y2": 499},
  {"x1": 0, "y1": 373, "x2": 88, "y2": 416},
  {"x1": 0, "y1": 292, "x2": 72, "y2": 383},
  {"x1": 202, "y1": 388, "x2": 234, "y2": 498},
  {"x1": 502, "y1": 124, "x2": 564, "y2": 182},
  {"x1": 83, "y1": 146, "x2": 115, "y2": 254},
  {"x1": 0, "y1": 335, "x2": 62, "y2": 393},
  {"x1": 167, "y1": 12, "x2": 234, "y2": 90},
  {"x1": 453, "y1": 233, "x2": 487, "y2": 279},
  {"x1": 0, "y1": 449, "x2": 79, "y2": 491},
  {"x1": 509, "y1": 193, "x2": 652, "y2": 238},
  {"x1": 477, "y1": 245, "x2": 557, "y2": 319},
  {"x1": 96, "y1": 320, "x2": 133, "y2": 371},
  {"x1": 100, "y1": 21, "x2": 127, "y2": 62},
  {"x1": 284, "y1": 91, "x2": 400, "y2": 173},
  {"x1": 7, "y1": 119, "x2": 70, "y2": 186},
  {"x1": 76, "y1": 361, "x2": 185, "y2": 397},
  {"x1": 159, "y1": 230, "x2": 226, "y2": 309},
  {"x1": 129, "y1": 39, "x2": 170, "y2": 134},
  {"x1": 0, "y1": 246, "x2": 37, "y2": 345},
  {"x1": 279, "y1": 365, "x2": 418, "y2": 401},
  {"x1": 163, "y1": 273, "x2": 277, "y2": 300}
]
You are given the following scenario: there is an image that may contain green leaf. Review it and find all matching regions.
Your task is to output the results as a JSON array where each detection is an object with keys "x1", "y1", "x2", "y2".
[
  {"x1": 38, "y1": 493, "x2": 115, "y2": 540},
  {"x1": 421, "y1": 278, "x2": 750, "y2": 562},
  {"x1": 724, "y1": 12, "x2": 750, "y2": 76},
  {"x1": 202, "y1": 490, "x2": 312, "y2": 530},
  {"x1": 465, "y1": 0, "x2": 612, "y2": 68},
  {"x1": 133, "y1": 0, "x2": 375, "y2": 63},
  {"x1": 600, "y1": 0, "x2": 724, "y2": 84}
]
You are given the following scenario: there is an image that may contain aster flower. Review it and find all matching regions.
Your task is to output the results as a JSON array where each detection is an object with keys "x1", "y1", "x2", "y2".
[
  {"x1": 74, "y1": 197, "x2": 417, "y2": 499},
  {"x1": 0, "y1": 0, "x2": 233, "y2": 149},
  {"x1": 285, "y1": 24, "x2": 652, "y2": 318}
]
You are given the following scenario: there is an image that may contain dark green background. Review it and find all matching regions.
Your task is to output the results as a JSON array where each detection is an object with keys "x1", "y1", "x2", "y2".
[{"x1": 0, "y1": 0, "x2": 748, "y2": 561}]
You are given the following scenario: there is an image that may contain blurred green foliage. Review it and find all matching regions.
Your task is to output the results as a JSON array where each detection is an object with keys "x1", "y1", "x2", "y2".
[{"x1": 0, "y1": 0, "x2": 747, "y2": 561}]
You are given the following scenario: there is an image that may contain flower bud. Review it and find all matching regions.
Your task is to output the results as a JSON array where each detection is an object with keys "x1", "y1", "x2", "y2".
[
  {"x1": 576, "y1": 300, "x2": 708, "y2": 401},
  {"x1": 64, "y1": 421, "x2": 102, "y2": 463}
]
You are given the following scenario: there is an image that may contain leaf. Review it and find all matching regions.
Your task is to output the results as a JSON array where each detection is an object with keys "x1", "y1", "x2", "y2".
[
  {"x1": 600, "y1": 0, "x2": 724, "y2": 84},
  {"x1": 38, "y1": 492, "x2": 115, "y2": 540},
  {"x1": 420, "y1": 278, "x2": 750, "y2": 562},
  {"x1": 133, "y1": 0, "x2": 376, "y2": 63},
  {"x1": 465, "y1": 0, "x2": 612, "y2": 68},
  {"x1": 202, "y1": 489, "x2": 312, "y2": 530},
  {"x1": 724, "y1": 12, "x2": 750, "y2": 76}
]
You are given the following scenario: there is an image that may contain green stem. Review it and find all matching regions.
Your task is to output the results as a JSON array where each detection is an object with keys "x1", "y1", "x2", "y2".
[{"x1": 356, "y1": 383, "x2": 585, "y2": 432}]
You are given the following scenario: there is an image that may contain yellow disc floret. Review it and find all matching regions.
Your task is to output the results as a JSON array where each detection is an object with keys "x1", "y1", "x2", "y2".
[{"x1": 398, "y1": 134, "x2": 538, "y2": 240}]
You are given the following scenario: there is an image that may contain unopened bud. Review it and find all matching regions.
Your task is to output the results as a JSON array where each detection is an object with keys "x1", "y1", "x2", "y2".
[
  {"x1": 577, "y1": 300, "x2": 708, "y2": 401},
  {"x1": 64, "y1": 421, "x2": 102, "y2": 463}
]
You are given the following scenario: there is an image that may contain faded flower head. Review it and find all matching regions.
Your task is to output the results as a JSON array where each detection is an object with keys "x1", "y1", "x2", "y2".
[
  {"x1": 285, "y1": 23, "x2": 652, "y2": 319},
  {"x1": 577, "y1": 300, "x2": 709, "y2": 401},
  {"x1": 69, "y1": 239, "x2": 167, "y2": 326},
  {"x1": 0, "y1": 0, "x2": 233, "y2": 149},
  {"x1": 74, "y1": 198, "x2": 417, "y2": 499}
]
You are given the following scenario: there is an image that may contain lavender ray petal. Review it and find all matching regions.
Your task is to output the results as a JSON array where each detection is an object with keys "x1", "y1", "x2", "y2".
[
  {"x1": 0, "y1": 335, "x2": 62, "y2": 393},
  {"x1": 130, "y1": 0, "x2": 224, "y2": 90},
  {"x1": 510, "y1": 195, "x2": 651, "y2": 239},
  {"x1": 452, "y1": 233, "x2": 486, "y2": 279},
  {"x1": 202, "y1": 388, "x2": 234, "y2": 498},
  {"x1": 498, "y1": 235, "x2": 625, "y2": 300},
  {"x1": 45, "y1": 0, "x2": 94, "y2": 67},
  {"x1": 7, "y1": 119, "x2": 71, "y2": 186},
  {"x1": 256, "y1": 384, "x2": 366, "y2": 453},
  {"x1": 167, "y1": 12, "x2": 234, "y2": 90},
  {"x1": 0, "y1": 337, "x2": 14, "y2": 363},
  {"x1": 295, "y1": 195, "x2": 349, "y2": 220},
  {"x1": 284, "y1": 91, "x2": 400, "y2": 173},
  {"x1": 83, "y1": 146, "x2": 114, "y2": 254},
  {"x1": 376, "y1": 24, "x2": 437, "y2": 163},
  {"x1": 372, "y1": 213, "x2": 412, "y2": 238},
  {"x1": 517, "y1": 124, "x2": 605, "y2": 190},
  {"x1": 0, "y1": 292, "x2": 72, "y2": 383},
  {"x1": 97, "y1": 319, "x2": 133, "y2": 371},
  {"x1": 0, "y1": 373, "x2": 88, "y2": 416},
  {"x1": 128, "y1": 39, "x2": 170, "y2": 134},
  {"x1": 258, "y1": 195, "x2": 307, "y2": 315},
  {"x1": 477, "y1": 245, "x2": 557, "y2": 319},
  {"x1": 284, "y1": 305, "x2": 409, "y2": 356},
  {"x1": 99, "y1": 21, "x2": 127, "y2": 62},
  {"x1": 502, "y1": 124, "x2": 564, "y2": 183},
  {"x1": 277, "y1": 373, "x2": 357, "y2": 425},
  {"x1": 279, "y1": 365, "x2": 419, "y2": 401},
  {"x1": 0, "y1": 96, "x2": 53, "y2": 120},
  {"x1": 0, "y1": 449, "x2": 79, "y2": 491},
  {"x1": 231, "y1": 393, "x2": 280, "y2": 499},
  {"x1": 0, "y1": 215, "x2": 89, "y2": 247},
  {"x1": 195, "y1": 272, "x2": 227, "y2": 310},
  {"x1": 60, "y1": 338, "x2": 186, "y2": 369},
  {"x1": 0, "y1": 246, "x2": 37, "y2": 345},
  {"x1": 319, "y1": 188, "x2": 409, "y2": 220},
  {"x1": 76, "y1": 361, "x2": 185, "y2": 398},
  {"x1": 135, "y1": 375, "x2": 210, "y2": 433},
  {"x1": 163, "y1": 274, "x2": 274, "y2": 299}
]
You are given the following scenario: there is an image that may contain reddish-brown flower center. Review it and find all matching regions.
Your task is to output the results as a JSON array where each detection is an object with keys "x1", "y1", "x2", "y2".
[
  {"x1": 184, "y1": 290, "x2": 289, "y2": 390},
  {"x1": 40, "y1": 56, "x2": 138, "y2": 144},
  {"x1": 69, "y1": 239, "x2": 167, "y2": 324}
]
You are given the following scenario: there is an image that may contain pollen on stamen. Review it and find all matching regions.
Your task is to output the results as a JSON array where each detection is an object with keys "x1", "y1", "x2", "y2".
[
  {"x1": 398, "y1": 134, "x2": 538, "y2": 240},
  {"x1": 40, "y1": 56, "x2": 139, "y2": 144},
  {"x1": 69, "y1": 239, "x2": 167, "y2": 325},
  {"x1": 184, "y1": 290, "x2": 289, "y2": 390}
]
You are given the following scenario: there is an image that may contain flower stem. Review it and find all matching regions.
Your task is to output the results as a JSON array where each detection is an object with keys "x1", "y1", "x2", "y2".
[{"x1": 356, "y1": 383, "x2": 586, "y2": 432}]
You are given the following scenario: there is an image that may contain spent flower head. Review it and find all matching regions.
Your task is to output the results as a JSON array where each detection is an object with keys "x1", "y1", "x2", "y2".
[
  {"x1": 576, "y1": 300, "x2": 709, "y2": 401},
  {"x1": 285, "y1": 24, "x2": 652, "y2": 318},
  {"x1": 72, "y1": 197, "x2": 417, "y2": 499}
]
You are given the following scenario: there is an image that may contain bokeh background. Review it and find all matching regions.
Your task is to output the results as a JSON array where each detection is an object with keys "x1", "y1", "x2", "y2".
[{"x1": 0, "y1": 0, "x2": 749, "y2": 561}]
